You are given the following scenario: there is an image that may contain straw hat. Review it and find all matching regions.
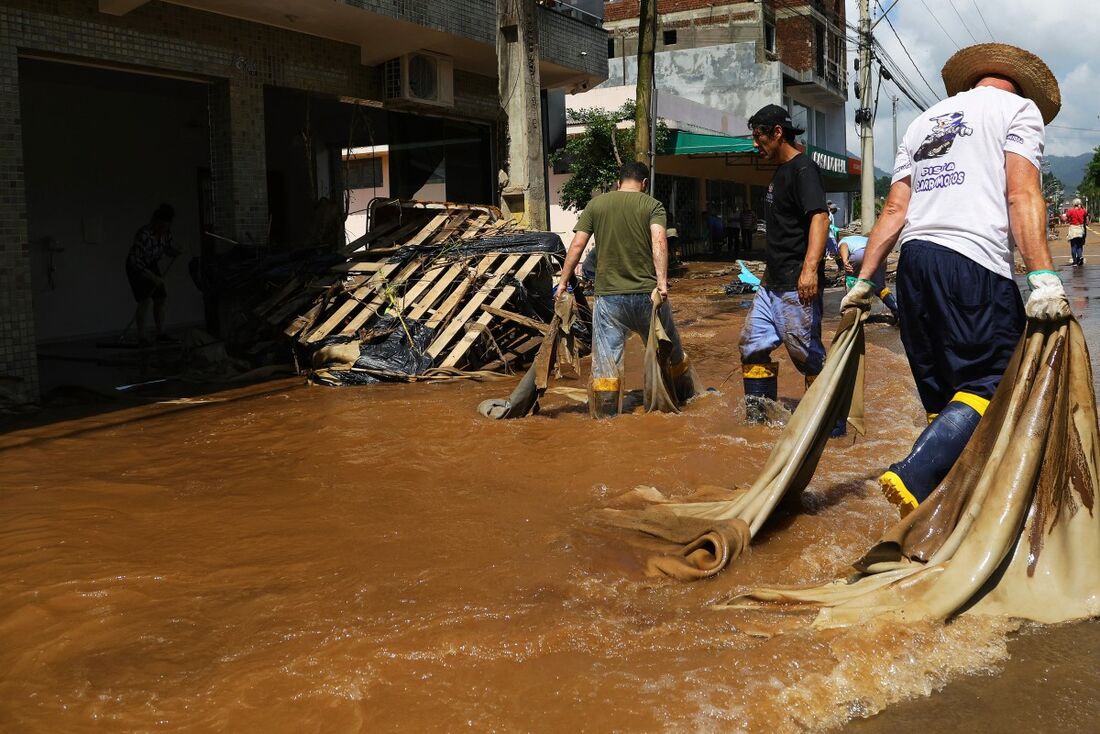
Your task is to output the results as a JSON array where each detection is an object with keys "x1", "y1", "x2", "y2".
[{"x1": 941, "y1": 43, "x2": 1061, "y2": 124}]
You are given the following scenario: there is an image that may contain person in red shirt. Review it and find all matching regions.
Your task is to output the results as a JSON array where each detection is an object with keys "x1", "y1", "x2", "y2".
[{"x1": 1066, "y1": 198, "x2": 1088, "y2": 266}]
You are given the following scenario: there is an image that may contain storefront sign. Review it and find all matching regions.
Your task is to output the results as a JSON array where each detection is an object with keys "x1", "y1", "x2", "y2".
[{"x1": 806, "y1": 145, "x2": 848, "y2": 176}]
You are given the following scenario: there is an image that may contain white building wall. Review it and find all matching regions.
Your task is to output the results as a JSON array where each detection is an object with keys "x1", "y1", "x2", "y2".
[{"x1": 602, "y1": 42, "x2": 783, "y2": 127}]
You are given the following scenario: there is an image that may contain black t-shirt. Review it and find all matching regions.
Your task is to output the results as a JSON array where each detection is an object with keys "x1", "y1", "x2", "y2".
[{"x1": 763, "y1": 153, "x2": 828, "y2": 289}]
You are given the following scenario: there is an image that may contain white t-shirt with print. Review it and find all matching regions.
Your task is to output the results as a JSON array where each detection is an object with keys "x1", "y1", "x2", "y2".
[{"x1": 892, "y1": 86, "x2": 1045, "y2": 279}]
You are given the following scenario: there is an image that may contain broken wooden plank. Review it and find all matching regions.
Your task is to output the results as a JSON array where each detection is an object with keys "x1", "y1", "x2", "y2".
[
  {"x1": 437, "y1": 253, "x2": 544, "y2": 368},
  {"x1": 340, "y1": 218, "x2": 399, "y2": 254},
  {"x1": 403, "y1": 212, "x2": 450, "y2": 248},
  {"x1": 330, "y1": 260, "x2": 385, "y2": 274},
  {"x1": 479, "y1": 305, "x2": 549, "y2": 335}
]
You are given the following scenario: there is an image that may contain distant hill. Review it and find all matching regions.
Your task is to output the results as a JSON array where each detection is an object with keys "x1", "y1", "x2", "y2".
[{"x1": 1047, "y1": 152, "x2": 1093, "y2": 193}]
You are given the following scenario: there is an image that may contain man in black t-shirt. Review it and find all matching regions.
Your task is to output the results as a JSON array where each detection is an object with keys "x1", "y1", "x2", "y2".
[{"x1": 738, "y1": 105, "x2": 831, "y2": 424}]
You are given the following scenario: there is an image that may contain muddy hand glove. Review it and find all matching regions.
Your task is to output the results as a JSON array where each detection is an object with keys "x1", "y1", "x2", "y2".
[
  {"x1": 839, "y1": 278, "x2": 875, "y2": 312},
  {"x1": 1025, "y1": 270, "x2": 1071, "y2": 321}
]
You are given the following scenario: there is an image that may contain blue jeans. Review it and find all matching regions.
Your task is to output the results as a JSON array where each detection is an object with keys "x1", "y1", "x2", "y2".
[
  {"x1": 738, "y1": 286, "x2": 825, "y2": 375},
  {"x1": 591, "y1": 293, "x2": 685, "y2": 388},
  {"x1": 847, "y1": 248, "x2": 887, "y2": 291}
]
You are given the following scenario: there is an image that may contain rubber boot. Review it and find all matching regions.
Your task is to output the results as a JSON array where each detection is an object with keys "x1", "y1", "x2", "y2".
[
  {"x1": 806, "y1": 373, "x2": 847, "y2": 437},
  {"x1": 670, "y1": 353, "x2": 697, "y2": 403},
  {"x1": 591, "y1": 377, "x2": 621, "y2": 419},
  {"x1": 879, "y1": 392, "x2": 988, "y2": 516},
  {"x1": 880, "y1": 288, "x2": 900, "y2": 324},
  {"x1": 742, "y1": 362, "x2": 778, "y2": 424}
]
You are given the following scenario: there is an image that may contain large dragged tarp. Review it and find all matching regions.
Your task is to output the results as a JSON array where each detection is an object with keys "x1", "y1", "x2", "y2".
[
  {"x1": 642, "y1": 297, "x2": 702, "y2": 414},
  {"x1": 477, "y1": 294, "x2": 580, "y2": 419},
  {"x1": 478, "y1": 295, "x2": 700, "y2": 420},
  {"x1": 599, "y1": 309, "x2": 868, "y2": 579},
  {"x1": 729, "y1": 319, "x2": 1100, "y2": 627}
]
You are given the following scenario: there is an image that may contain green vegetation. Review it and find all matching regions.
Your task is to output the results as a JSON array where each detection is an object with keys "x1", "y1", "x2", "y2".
[{"x1": 550, "y1": 101, "x2": 670, "y2": 212}]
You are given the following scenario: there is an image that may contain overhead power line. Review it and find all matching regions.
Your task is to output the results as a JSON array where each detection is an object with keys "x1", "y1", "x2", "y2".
[
  {"x1": 945, "y1": 0, "x2": 980, "y2": 44},
  {"x1": 874, "y1": 0, "x2": 943, "y2": 103},
  {"x1": 917, "y1": 0, "x2": 962, "y2": 50},
  {"x1": 970, "y1": 0, "x2": 996, "y2": 41}
]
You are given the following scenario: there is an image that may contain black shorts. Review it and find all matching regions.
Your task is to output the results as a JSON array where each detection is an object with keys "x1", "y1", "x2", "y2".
[
  {"x1": 896, "y1": 239, "x2": 1025, "y2": 414},
  {"x1": 126, "y1": 261, "x2": 166, "y2": 302}
]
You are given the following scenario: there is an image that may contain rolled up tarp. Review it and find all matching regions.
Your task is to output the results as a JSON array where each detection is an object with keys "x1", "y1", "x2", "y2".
[
  {"x1": 600, "y1": 308, "x2": 868, "y2": 579},
  {"x1": 727, "y1": 319, "x2": 1100, "y2": 627}
]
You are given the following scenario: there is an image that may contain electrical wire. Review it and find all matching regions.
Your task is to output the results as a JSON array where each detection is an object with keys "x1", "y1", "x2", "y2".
[
  {"x1": 970, "y1": 0, "x2": 996, "y2": 41},
  {"x1": 874, "y1": 1, "x2": 943, "y2": 103},
  {"x1": 945, "y1": 0, "x2": 980, "y2": 44},
  {"x1": 916, "y1": 0, "x2": 962, "y2": 50}
]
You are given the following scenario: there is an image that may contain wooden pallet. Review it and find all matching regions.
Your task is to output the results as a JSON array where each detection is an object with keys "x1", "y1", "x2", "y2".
[{"x1": 261, "y1": 200, "x2": 556, "y2": 378}]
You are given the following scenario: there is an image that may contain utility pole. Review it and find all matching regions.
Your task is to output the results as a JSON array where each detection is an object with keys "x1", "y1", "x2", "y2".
[
  {"x1": 635, "y1": 0, "x2": 656, "y2": 181},
  {"x1": 496, "y1": 0, "x2": 548, "y2": 229},
  {"x1": 858, "y1": 0, "x2": 875, "y2": 232},
  {"x1": 891, "y1": 95, "x2": 899, "y2": 155}
]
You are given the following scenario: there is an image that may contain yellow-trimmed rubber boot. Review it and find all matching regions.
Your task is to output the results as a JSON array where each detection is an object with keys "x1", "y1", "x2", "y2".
[
  {"x1": 881, "y1": 391, "x2": 989, "y2": 513},
  {"x1": 591, "y1": 377, "x2": 621, "y2": 419},
  {"x1": 879, "y1": 470, "x2": 919, "y2": 517},
  {"x1": 742, "y1": 361, "x2": 778, "y2": 424}
]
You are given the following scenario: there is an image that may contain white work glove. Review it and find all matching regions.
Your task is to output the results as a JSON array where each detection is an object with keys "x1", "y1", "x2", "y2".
[
  {"x1": 839, "y1": 278, "x2": 875, "y2": 312},
  {"x1": 1025, "y1": 270, "x2": 1071, "y2": 321}
]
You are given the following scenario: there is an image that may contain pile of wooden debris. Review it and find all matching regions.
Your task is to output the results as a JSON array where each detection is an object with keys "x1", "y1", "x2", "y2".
[{"x1": 252, "y1": 202, "x2": 566, "y2": 385}]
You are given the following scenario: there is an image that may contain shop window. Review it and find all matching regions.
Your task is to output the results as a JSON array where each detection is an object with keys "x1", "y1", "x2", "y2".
[{"x1": 346, "y1": 156, "x2": 383, "y2": 189}]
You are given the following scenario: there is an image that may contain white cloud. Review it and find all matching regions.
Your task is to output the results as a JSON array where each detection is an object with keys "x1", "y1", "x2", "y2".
[{"x1": 843, "y1": 0, "x2": 1100, "y2": 169}]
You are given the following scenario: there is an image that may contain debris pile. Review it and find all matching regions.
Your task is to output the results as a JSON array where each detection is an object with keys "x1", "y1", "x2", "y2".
[{"x1": 251, "y1": 203, "x2": 565, "y2": 385}]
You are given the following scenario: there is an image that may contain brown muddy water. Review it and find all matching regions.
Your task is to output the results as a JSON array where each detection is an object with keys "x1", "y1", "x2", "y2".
[{"x1": 2, "y1": 254, "x2": 1099, "y2": 732}]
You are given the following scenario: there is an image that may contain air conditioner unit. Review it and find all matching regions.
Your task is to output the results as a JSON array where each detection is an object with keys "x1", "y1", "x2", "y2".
[{"x1": 383, "y1": 51, "x2": 454, "y2": 108}]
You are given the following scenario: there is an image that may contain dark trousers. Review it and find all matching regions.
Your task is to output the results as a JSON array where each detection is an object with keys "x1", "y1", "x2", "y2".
[
  {"x1": 1070, "y1": 237, "x2": 1085, "y2": 264},
  {"x1": 740, "y1": 229, "x2": 753, "y2": 254},
  {"x1": 896, "y1": 240, "x2": 1025, "y2": 414}
]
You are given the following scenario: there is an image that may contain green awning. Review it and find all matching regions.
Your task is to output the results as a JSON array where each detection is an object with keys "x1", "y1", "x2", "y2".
[{"x1": 663, "y1": 130, "x2": 756, "y2": 156}]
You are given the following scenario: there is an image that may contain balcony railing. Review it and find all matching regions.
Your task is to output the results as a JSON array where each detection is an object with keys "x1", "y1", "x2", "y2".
[{"x1": 537, "y1": 0, "x2": 603, "y2": 27}]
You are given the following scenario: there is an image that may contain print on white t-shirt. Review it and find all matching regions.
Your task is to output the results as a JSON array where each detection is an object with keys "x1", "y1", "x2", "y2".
[{"x1": 892, "y1": 86, "x2": 1045, "y2": 279}]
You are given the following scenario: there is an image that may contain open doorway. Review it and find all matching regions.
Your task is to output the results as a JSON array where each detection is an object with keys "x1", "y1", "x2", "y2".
[{"x1": 20, "y1": 58, "x2": 211, "y2": 350}]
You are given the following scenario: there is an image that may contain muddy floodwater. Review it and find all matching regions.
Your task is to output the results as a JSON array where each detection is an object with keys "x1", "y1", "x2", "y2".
[{"x1": 3, "y1": 248, "x2": 1100, "y2": 732}]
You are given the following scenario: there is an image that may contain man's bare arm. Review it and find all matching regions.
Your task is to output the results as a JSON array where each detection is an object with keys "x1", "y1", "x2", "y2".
[
  {"x1": 797, "y1": 210, "x2": 830, "y2": 304},
  {"x1": 556, "y1": 231, "x2": 591, "y2": 299},
  {"x1": 1006, "y1": 152, "x2": 1054, "y2": 272},
  {"x1": 651, "y1": 223, "x2": 669, "y2": 299},
  {"x1": 857, "y1": 178, "x2": 912, "y2": 281}
]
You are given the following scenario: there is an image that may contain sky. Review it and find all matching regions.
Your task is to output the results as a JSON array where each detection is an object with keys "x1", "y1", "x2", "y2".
[{"x1": 842, "y1": 0, "x2": 1100, "y2": 171}]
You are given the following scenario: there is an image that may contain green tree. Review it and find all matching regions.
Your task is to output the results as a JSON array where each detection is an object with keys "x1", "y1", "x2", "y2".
[
  {"x1": 1078, "y1": 145, "x2": 1100, "y2": 219},
  {"x1": 874, "y1": 174, "x2": 892, "y2": 199},
  {"x1": 550, "y1": 101, "x2": 670, "y2": 212}
]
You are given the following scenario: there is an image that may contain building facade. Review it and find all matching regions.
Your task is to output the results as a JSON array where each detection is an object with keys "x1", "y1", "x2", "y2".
[
  {"x1": 0, "y1": 0, "x2": 607, "y2": 403},
  {"x1": 549, "y1": 0, "x2": 854, "y2": 244}
]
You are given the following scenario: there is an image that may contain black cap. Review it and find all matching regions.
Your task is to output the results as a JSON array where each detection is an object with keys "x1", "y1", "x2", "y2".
[{"x1": 748, "y1": 104, "x2": 805, "y2": 134}]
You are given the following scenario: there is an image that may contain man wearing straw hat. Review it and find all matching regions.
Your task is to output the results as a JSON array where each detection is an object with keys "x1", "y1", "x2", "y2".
[{"x1": 841, "y1": 43, "x2": 1071, "y2": 516}]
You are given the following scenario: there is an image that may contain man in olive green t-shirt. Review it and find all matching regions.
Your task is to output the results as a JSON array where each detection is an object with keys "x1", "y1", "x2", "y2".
[{"x1": 556, "y1": 161, "x2": 694, "y2": 418}]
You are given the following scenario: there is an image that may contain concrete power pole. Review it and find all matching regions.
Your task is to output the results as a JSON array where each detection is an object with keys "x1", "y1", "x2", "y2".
[
  {"x1": 496, "y1": 0, "x2": 548, "y2": 229},
  {"x1": 635, "y1": 0, "x2": 656, "y2": 178},
  {"x1": 891, "y1": 95, "x2": 899, "y2": 155},
  {"x1": 858, "y1": 0, "x2": 876, "y2": 232}
]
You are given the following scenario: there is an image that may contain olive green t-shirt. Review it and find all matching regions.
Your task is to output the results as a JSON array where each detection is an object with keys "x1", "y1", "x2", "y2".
[{"x1": 574, "y1": 190, "x2": 667, "y2": 295}]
